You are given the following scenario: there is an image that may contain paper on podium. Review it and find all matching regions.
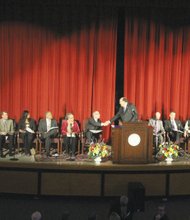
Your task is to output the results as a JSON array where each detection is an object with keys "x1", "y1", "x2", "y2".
[
  {"x1": 26, "y1": 127, "x2": 35, "y2": 133},
  {"x1": 90, "y1": 130, "x2": 102, "y2": 134},
  {"x1": 47, "y1": 126, "x2": 58, "y2": 132}
]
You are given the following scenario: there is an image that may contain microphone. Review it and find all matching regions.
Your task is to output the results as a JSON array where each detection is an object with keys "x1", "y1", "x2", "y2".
[{"x1": 70, "y1": 123, "x2": 73, "y2": 133}]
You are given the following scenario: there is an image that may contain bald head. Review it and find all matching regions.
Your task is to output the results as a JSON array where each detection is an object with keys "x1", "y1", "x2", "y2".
[
  {"x1": 119, "y1": 97, "x2": 128, "y2": 108},
  {"x1": 92, "y1": 111, "x2": 100, "y2": 120},
  {"x1": 46, "y1": 111, "x2": 53, "y2": 119},
  {"x1": 155, "y1": 112, "x2": 161, "y2": 120},
  {"x1": 31, "y1": 211, "x2": 42, "y2": 220}
]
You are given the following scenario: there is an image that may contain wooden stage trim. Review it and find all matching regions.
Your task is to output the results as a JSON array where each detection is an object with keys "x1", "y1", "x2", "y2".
[
  {"x1": 0, "y1": 158, "x2": 190, "y2": 171},
  {"x1": 0, "y1": 157, "x2": 190, "y2": 197}
]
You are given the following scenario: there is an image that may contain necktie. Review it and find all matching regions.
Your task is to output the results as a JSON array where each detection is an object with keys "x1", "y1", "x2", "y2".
[
  {"x1": 4, "y1": 120, "x2": 7, "y2": 132},
  {"x1": 171, "y1": 120, "x2": 176, "y2": 130},
  {"x1": 155, "y1": 120, "x2": 158, "y2": 134},
  {"x1": 47, "y1": 120, "x2": 51, "y2": 131}
]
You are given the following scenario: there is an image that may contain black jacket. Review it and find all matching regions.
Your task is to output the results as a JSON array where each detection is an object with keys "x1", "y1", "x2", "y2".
[{"x1": 110, "y1": 103, "x2": 138, "y2": 123}]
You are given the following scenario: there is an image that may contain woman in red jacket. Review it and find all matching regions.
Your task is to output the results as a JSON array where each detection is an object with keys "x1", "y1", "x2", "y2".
[{"x1": 61, "y1": 113, "x2": 80, "y2": 160}]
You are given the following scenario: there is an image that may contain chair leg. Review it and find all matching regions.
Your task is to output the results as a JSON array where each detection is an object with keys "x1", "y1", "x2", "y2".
[
  {"x1": 35, "y1": 141, "x2": 38, "y2": 154},
  {"x1": 57, "y1": 141, "x2": 60, "y2": 155},
  {"x1": 188, "y1": 139, "x2": 190, "y2": 154},
  {"x1": 39, "y1": 142, "x2": 42, "y2": 155},
  {"x1": 77, "y1": 140, "x2": 80, "y2": 155},
  {"x1": 17, "y1": 141, "x2": 20, "y2": 154},
  {"x1": 60, "y1": 139, "x2": 63, "y2": 154}
]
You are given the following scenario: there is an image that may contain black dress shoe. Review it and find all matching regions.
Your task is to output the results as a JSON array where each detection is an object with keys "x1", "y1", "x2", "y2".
[
  {"x1": 46, "y1": 153, "x2": 52, "y2": 158},
  {"x1": 70, "y1": 156, "x2": 76, "y2": 161}
]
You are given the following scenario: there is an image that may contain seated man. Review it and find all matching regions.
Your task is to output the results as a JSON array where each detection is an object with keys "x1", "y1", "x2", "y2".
[
  {"x1": 184, "y1": 119, "x2": 190, "y2": 138},
  {"x1": 38, "y1": 111, "x2": 58, "y2": 157},
  {"x1": 164, "y1": 111, "x2": 183, "y2": 144},
  {"x1": 61, "y1": 113, "x2": 80, "y2": 160},
  {"x1": 148, "y1": 112, "x2": 165, "y2": 153},
  {"x1": 85, "y1": 111, "x2": 105, "y2": 144},
  {"x1": 184, "y1": 120, "x2": 190, "y2": 150},
  {"x1": 0, "y1": 111, "x2": 15, "y2": 157}
]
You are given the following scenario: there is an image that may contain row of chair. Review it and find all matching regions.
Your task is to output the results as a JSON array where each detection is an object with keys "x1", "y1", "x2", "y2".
[{"x1": 3, "y1": 131, "x2": 85, "y2": 156}]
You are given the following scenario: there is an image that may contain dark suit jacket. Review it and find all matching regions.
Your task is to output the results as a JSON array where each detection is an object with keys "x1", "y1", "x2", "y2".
[
  {"x1": 18, "y1": 118, "x2": 36, "y2": 131},
  {"x1": 164, "y1": 119, "x2": 183, "y2": 132},
  {"x1": 85, "y1": 117, "x2": 102, "y2": 131},
  {"x1": 110, "y1": 103, "x2": 138, "y2": 123},
  {"x1": 38, "y1": 118, "x2": 58, "y2": 134},
  {"x1": 148, "y1": 118, "x2": 165, "y2": 135}
]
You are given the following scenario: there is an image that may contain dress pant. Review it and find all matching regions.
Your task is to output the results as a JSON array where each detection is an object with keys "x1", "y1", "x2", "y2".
[
  {"x1": 64, "y1": 136, "x2": 77, "y2": 156},
  {"x1": 0, "y1": 134, "x2": 14, "y2": 155},
  {"x1": 20, "y1": 132, "x2": 35, "y2": 155},
  {"x1": 85, "y1": 131, "x2": 102, "y2": 143},
  {"x1": 168, "y1": 130, "x2": 182, "y2": 144},
  {"x1": 153, "y1": 134, "x2": 164, "y2": 154},
  {"x1": 41, "y1": 130, "x2": 58, "y2": 155}
]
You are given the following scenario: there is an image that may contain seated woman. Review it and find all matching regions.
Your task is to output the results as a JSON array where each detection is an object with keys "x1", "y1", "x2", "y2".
[
  {"x1": 61, "y1": 113, "x2": 80, "y2": 160},
  {"x1": 18, "y1": 110, "x2": 36, "y2": 156}
]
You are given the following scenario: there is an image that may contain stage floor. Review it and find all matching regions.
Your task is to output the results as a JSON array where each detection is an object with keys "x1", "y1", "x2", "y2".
[{"x1": 0, "y1": 151, "x2": 190, "y2": 171}]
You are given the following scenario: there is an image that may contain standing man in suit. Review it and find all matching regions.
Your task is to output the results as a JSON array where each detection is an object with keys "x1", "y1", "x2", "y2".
[
  {"x1": 0, "y1": 111, "x2": 15, "y2": 157},
  {"x1": 149, "y1": 112, "x2": 165, "y2": 153},
  {"x1": 38, "y1": 111, "x2": 58, "y2": 157},
  {"x1": 164, "y1": 111, "x2": 183, "y2": 144},
  {"x1": 85, "y1": 111, "x2": 106, "y2": 143},
  {"x1": 107, "y1": 97, "x2": 138, "y2": 124}
]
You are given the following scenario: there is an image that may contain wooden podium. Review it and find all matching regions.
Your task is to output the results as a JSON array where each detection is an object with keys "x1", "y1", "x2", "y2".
[{"x1": 111, "y1": 121, "x2": 153, "y2": 164}]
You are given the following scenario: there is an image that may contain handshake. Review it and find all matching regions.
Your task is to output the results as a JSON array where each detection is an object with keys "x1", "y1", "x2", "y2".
[{"x1": 101, "y1": 121, "x2": 111, "y2": 126}]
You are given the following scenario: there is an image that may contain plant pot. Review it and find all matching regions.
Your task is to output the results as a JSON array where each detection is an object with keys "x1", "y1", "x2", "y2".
[
  {"x1": 165, "y1": 157, "x2": 173, "y2": 163},
  {"x1": 94, "y1": 156, "x2": 102, "y2": 164}
]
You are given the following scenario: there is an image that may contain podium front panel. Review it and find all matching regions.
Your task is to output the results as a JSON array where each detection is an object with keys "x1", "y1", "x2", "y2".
[{"x1": 111, "y1": 122, "x2": 153, "y2": 164}]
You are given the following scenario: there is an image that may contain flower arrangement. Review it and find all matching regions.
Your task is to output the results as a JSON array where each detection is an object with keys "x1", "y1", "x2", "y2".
[
  {"x1": 156, "y1": 142, "x2": 179, "y2": 161},
  {"x1": 88, "y1": 142, "x2": 110, "y2": 159}
]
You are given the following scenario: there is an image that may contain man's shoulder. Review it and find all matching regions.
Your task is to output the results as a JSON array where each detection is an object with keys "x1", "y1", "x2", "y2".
[
  {"x1": 175, "y1": 119, "x2": 181, "y2": 122},
  {"x1": 88, "y1": 117, "x2": 95, "y2": 122},
  {"x1": 149, "y1": 118, "x2": 155, "y2": 122},
  {"x1": 7, "y1": 119, "x2": 13, "y2": 123},
  {"x1": 52, "y1": 119, "x2": 57, "y2": 124},
  {"x1": 128, "y1": 103, "x2": 136, "y2": 108},
  {"x1": 164, "y1": 119, "x2": 170, "y2": 123},
  {"x1": 39, "y1": 118, "x2": 45, "y2": 123}
]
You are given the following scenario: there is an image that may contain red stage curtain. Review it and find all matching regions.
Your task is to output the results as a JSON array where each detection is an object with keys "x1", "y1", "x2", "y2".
[
  {"x1": 124, "y1": 15, "x2": 190, "y2": 121},
  {"x1": 0, "y1": 7, "x2": 117, "y2": 140}
]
